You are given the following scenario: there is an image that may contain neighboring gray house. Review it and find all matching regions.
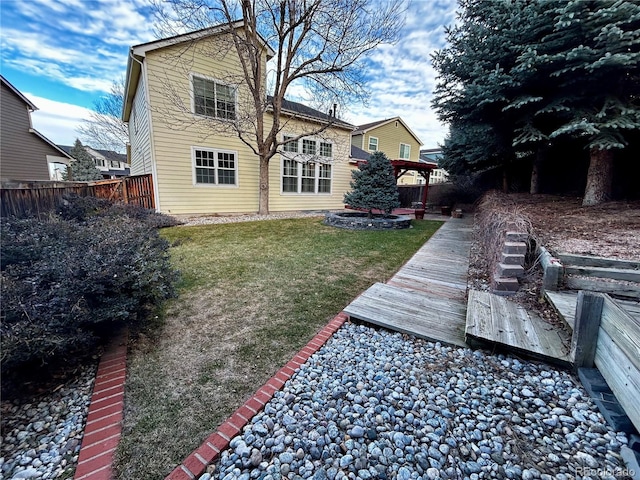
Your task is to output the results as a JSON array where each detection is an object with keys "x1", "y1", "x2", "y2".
[
  {"x1": 58, "y1": 145, "x2": 130, "y2": 179},
  {"x1": 0, "y1": 75, "x2": 72, "y2": 181}
]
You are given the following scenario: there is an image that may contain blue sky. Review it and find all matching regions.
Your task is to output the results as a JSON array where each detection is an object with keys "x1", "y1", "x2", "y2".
[{"x1": 0, "y1": 0, "x2": 457, "y2": 149}]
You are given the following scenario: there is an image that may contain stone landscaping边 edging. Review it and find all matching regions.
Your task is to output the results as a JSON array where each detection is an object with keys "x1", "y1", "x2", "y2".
[{"x1": 324, "y1": 212, "x2": 411, "y2": 230}]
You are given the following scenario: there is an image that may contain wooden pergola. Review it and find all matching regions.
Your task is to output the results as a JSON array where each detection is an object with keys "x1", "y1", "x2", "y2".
[{"x1": 391, "y1": 160, "x2": 437, "y2": 208}]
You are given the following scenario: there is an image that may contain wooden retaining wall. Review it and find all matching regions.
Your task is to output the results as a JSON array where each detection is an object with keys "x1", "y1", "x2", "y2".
[
  {"x1": 1, "y1": 174, "x2": 154, "y2": 217},
  {"x1": 573, "y1": 292, "x2": 640, "y2": 432}
]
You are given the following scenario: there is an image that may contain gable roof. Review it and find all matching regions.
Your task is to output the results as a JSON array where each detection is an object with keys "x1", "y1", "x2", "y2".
[
  {"x1": 271, "y1": 96, "x2": 354, "y2": 130},
  {"x1": 123, "y1": 21, "x2": 275, "y2": 121},
  {"x1": 352, "y1": 116, "x2": 423, "y2": 145},
  {"x1": 58, "y1": 145, "x2": 127, "y2": 164},
  {"x1": 1, "y1": 76, "x2": 73, "y2": 160},
  {"x1": 1, "y1": 75, "x2": 38, "y2": 111}
]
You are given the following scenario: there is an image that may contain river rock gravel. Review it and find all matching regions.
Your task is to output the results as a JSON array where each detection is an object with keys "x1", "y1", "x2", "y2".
[
  {"x1": 1, "y1": 364, "x2": 96, "y2": 480},
  {"x1": 209, "y1": 322, "x2": 632, "y2": 480}
]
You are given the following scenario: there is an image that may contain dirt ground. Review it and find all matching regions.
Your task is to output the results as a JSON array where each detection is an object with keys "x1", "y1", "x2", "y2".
[{"x1": 512, "y1": 194, "x2": 640, "y2": 261}]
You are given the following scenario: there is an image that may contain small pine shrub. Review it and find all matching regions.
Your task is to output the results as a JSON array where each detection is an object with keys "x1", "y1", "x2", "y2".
[
  {"x1": 1, "y1": 197, "x2": 179, "y2": 379},
  {"x1": 344, "y1": 151, "x2": 400, "y2": 216}
]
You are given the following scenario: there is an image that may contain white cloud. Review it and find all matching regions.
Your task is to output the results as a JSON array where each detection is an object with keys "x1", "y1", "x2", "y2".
[
  {"x1": 339, "y1": 0, "x2": 457, "y2": 147},
  {"x1": 27, "y1": 94, "x2": 93, "y2": 147}
]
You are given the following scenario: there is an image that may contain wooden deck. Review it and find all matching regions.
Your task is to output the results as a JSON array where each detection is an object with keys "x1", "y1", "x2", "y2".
[
  {"x1": 545, "y1": 290, "x2": 640, "y2": 329},
  {"x1": 344, "y1": 217, "x2": 473, "y2": 348},
  {"x1": 465, "y1": 290, "x2": 572, "y2": 364}
]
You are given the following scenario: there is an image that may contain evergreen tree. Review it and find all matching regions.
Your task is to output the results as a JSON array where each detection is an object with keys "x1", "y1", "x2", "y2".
[
  {"x1": 432, "y1": 0, "x2": 640, "y2": 204},
  {"x1": 510, "y1": 0, "x2": 640, "y2": 205},
  {"x1": 344, "y1": 152, "x2": 400, "y2": 217},
  {"x1": 67, "y1": 139, "x2": 103, "y2": 181}
]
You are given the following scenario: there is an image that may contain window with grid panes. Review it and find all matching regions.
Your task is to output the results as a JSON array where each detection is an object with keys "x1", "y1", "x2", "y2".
[
  {"x1": 193, "y1": 76, "x2": 236, "y2": 120},
  {"x1": 282, "y1": 159, "x2": 298, "y2": 192},
  {"x1": 368, "y1": 136, "x2": 378, "y2": 151},
  {"x1": 302, "y1": 139, "x2": 316, "y2": 155},
  {"x1": 193, "y1": 148, "x2": 237, "y2": 185},
  {"x1": 283, "y1": 136, "x2": 298, "y2": 153},
  {"x1": 301, "y1": 162, "x2": 316, "y2": 193},
  {"x1": 320, "y1": 142, "x2": 332, "y2": 157},
  {"x1": 318, "y1": 164, "x2": 331, "y2": 193},
  {"x1": 280, "y1": 136, "x2": 332, "y2": 194}
]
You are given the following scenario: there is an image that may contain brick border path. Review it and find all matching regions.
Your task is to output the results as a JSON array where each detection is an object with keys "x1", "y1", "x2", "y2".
[
  {"x1": 166, "y1": 312, "x2": 348, "y2": 480},
  {"x1": 73, "y1": 331, "x2": 128, "y2": 480},
  {"x1": 72, "y1": 314, "x2": 347, "y2": 480}
]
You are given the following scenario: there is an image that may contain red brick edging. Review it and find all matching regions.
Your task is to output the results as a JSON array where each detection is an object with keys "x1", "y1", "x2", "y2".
[
  {"x1": 73, "y1": 331, "x2": 128, "y2": 480},
  {"x1": 165, "y1": 312, "x2": 349, "y2": 480}
]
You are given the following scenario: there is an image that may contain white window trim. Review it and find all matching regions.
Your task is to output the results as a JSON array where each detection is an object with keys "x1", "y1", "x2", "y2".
[
  {"x1": 280, "y1": 134, "x2": 333, "y2": 195},
  {"x1": 368, "y1": 136, "x2": 378, "y2": 151},
  {"x1": 191, "y1": 146, "x2": 239, "y2": 187},
  {"x1": 399, "y1": 143, "x2": 411, "y2": 160},
  {"x1": 190, "y1": 73, "x2": 237, "y2": 121}
]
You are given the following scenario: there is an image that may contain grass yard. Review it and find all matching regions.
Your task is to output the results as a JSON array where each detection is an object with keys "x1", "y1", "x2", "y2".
[{"x1": 114, "y1": 217, "x2": 442, "y2": 480}]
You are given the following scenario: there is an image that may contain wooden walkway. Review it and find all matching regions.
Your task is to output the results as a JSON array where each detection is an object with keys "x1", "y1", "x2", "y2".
[{"x1": 344, "y1": 217, "x2": 473, "y2": 348}]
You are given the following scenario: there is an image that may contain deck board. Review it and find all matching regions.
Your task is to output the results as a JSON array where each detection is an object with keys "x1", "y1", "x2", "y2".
[
  {"x1": 344, "y1": 217, "x2": 473, "y2": 348},
  {"x1": 545, "y1": 290, "x2": 640, "y2": 329},
  {"x1": 466, "y1": 290, "x2": 572, "y2": 364},
  {"x1": 344, "y1": 283, "x2": 467, "y2": 347}
]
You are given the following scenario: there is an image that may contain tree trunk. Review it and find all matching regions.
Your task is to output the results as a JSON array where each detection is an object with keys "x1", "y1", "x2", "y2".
[
  {"x1": 258, "y1": 155, "x2": 270, "y2": 215},
  {"x1": 583, "y1": 147, "x2": 614, "y2": 206},
  {"x1": 502, "y1": 167, "x2": 509, "y2": 193},
  {"x1": 530, "y1": 146, "x2": 546, "y2": 194}
]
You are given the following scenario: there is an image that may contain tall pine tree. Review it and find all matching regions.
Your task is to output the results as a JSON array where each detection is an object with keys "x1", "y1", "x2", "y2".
[
  {"x1": 344, "y1": 152, "x2": 400, "y2": 217},
  {"x1": 66, "y1": 139, "x2": 103, "y2": 181},
  {"x1": 432, "y1": 0, "x2": 640, "y2": 204}
]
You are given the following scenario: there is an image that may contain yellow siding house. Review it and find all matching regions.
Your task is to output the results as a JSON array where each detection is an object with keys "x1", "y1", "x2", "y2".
[
  {"x1": 122, "y1": 23, "x2": 355, "y2": 215},
  {"x1": 351, "y1": 117, "x2": 424, "y2": 185}
]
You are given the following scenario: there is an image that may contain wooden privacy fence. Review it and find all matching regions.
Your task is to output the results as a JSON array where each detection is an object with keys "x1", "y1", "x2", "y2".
[
  {"x1": 572, "y1": 291, "x2": 640, "y2": 432},
  {"x1": 1, "y1": 174, "x2": 154, "y2": 217}
]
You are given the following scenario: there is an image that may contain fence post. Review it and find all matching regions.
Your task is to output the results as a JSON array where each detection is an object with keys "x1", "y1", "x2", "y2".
[
  {"x1": 122, "y1": 177, "x2": 129, "y2": 204},
  {"x1": 571, "y1": 291, "x2": 604, "y2": 369}
]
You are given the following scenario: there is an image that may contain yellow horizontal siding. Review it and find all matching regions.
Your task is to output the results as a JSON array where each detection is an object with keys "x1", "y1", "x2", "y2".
[
  {"x1": 365, "y1": 120, "x2": 421, "y2": 162},
  {"x1": 146, "y1": 36, "x2": 263, "y2": 214}
]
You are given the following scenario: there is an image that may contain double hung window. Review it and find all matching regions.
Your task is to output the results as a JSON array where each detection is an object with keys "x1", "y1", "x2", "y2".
[
  {"x1": 193, "y1": 76, "x2": 236, "y2": 120},
  {"x1": 193, "y1": 147, "x2": 237, "y2": 185}
]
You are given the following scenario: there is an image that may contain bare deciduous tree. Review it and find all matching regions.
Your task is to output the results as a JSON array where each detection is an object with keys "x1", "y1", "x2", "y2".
[
  {"x1": 151, "y1": 0, "x2": 405, "y2": 214},
  {"x1": 77, "y1": 77, "x2": 129, "y2": 153}
]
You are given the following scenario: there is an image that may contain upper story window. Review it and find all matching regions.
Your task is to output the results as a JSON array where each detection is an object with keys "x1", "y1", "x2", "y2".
[
  {"x1": 193, "y1": 76, "x2": 236, "y2": 120},
  {"x1": 94, "y1": 157, "x2": 105, "y2": 167},
  {"x1": 283, "y1": 136, "x2": 298, "y2": 153},
  {"x1": 368, "y1": 136, "x2": 378, "y2": 151},
  {"x1": 193, "y1": 147, "x2": 237, "y2": 186},
  {"x1": 110, "y1": 160, "x2": 120, "y2": 168},
  {"x1": 399, "y1": 143, "x2": 410, "y2": 160}
]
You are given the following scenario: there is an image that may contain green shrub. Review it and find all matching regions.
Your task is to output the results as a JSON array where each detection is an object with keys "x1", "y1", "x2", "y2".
[
  {"x1": 344, "y1": 151, "x2": 400, "y2": 216},
  {"x1": 1, "y1": 199, "x2": 179, "y2": 376}
]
